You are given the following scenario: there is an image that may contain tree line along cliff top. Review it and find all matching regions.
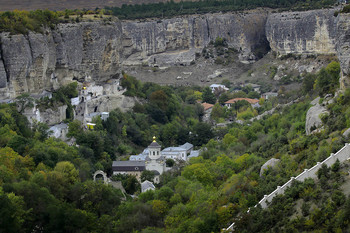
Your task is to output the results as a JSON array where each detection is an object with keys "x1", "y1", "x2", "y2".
[{"x1": 0, "y1": 0, "x2": 339, "y2": 34}]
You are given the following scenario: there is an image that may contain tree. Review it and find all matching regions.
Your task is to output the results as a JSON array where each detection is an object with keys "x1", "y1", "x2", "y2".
[
  {"x1": 302, "y1": 73, "x2": 316, "y2": 94},
  {"x1": 141, "y1": 170, "x2": 155, "y2": 182},
  {"x1": 0, "y1": 188, "x2": 28, "y2": 232},
  {"x1": 221, "y1": 79, "x2": 231, "y2": 88},
  {"x1": 191, "y1": 122, "x2": 214, "y2": 146},
  {"x1": 166, "y1": 159, "x2": 175, "y2": 167},
  {"x1": 54, "y1": 161, "x2": 79, "y2": 184},
  {"x1": 67, "y1": 120, "x2": 83, "y2": 138},
  {"x1": 15, "y1": 93, "x2": 34, "y2": 113},
  {"x1": 211, "y1": 103, "x2": 225, "y2": 121},
  {"x1": 32, "y1": 120, "x2": 50, "y2": 141},
  {"x1": 202, "y1": 87, "x2": 216, "y2": 104}
]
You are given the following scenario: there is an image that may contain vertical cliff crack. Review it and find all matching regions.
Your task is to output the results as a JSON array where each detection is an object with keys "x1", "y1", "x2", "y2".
[
  {"x1": 205, "y1": 18, "x2": 210, "y2": 41},
  {"x1": 191, "y1": 18, "x2": 195, "y2": 47},
  {"x1": 0, "y1": 37, "x2": 10, "y2": 83},
  {"x1": 24, "y1": 34, "x2": 34, "y2": 63}
]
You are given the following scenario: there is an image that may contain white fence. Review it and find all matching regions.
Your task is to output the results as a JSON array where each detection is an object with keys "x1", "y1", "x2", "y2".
[
  {"x1": 257, "y1": 143, "x2": 350, "y2": 208},
  {"x1": 225, "y1": 143, "x2": 350, "y2": 231}
]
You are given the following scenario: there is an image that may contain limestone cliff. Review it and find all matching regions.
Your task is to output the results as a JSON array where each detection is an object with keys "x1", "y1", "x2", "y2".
[
  {"x1": 266, "y1": 9, "x2": 337, "y2": 55},
  {"x1": 0, "y1": 21, "x2": 123, "y2": 99},
  {"x1": 122, "y1": 10, "x2": 269, "y2": 65},
  {"x1": 336, "y1": 13, "x2": 350, "y2": 89},
  {"x1": 0, "y1": 11, "x2": 269, "y2": 98},
  {"x1": 2, "y1": 8, "x2": 350, "y2": 98}
]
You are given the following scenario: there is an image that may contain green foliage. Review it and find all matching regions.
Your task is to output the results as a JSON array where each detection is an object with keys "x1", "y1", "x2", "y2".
[
  {"x1": 112, "y1": 174, "x2": 140, "y2": 194},
  {"x1": 106, "y1": 0, "x2": 336, "y2": 20},
  {"x1": 269, "y1": 66, "x2": 278, "y2": 79},
  {"x1": 141, "y1": 170, "x2": 155, "y2": 182},
  {"x1": 214, "y1": 37, "x2": 227, "y2": 47},
  {"x1": 314, "y1": 62, "x2": 340, "y2": 96},
  {"x1": 1, "y1": 61, "x2": 350, "y2": 232},
  {"x1": 202, "y1": 87, "x2": 216, "y2": 104},
  {"x1": 15, "y1": 93, "x2": 34, "y2": 113},
  {"x1": 0, "y1": 10, "x2": 59, "y2": 34}
]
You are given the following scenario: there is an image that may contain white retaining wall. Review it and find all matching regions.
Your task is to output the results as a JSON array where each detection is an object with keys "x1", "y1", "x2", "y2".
[
  {"x1": 257, "y1": 143, "x2": 350, "y2": 208},
  {"x1": 225, "y1": 143, "x2": 350, "y2": 231}
]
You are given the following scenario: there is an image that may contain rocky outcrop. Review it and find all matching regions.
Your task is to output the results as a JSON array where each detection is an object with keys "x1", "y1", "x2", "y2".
[
  {"x1": 343, "y1": 128, "x2": 350, "y2": 138},
  {"x1": 266, "y1": 9, "x2": 337, "y2": 55},
  {"x1": 0, "y1": 11, "x2": 269, "y2": 98},
  {"x1": 260, "y1": 158, "x2": 280, "y2": 177},
  {"x1": 305, "y1": 97, "x2": 329, "y2": 135},
  {"x1": 336, "y1": 13, "x2": 350, "y2": 89},
  {"x1": 23, "y1": 104, "x2": 67, "y2": 126},
  {"x1": 1, "y1": 8, "x2": 350, "y2": 98},
  {"x1": 0, "y1": 22, "x2": 123, "y2": 99},
  {"x1": 40, "y1": 105, "x2": 68, "y2": 126},
  {"x1": 122, "y1": 10, "x2": 269, "y2": 65}
]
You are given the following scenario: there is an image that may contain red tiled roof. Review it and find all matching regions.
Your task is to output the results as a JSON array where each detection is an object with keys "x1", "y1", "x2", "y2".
[
  {"x1": 224, "y1": 98, "x2": 259, "y2": 104},
  {"x1": 202, "y1": 102, "x2": 214, "y2": 111}
]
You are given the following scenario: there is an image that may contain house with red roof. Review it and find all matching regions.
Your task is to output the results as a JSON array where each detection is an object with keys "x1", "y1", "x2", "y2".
[{"x1": 224, "y1": 98, "x2": 260, "y2": 108}]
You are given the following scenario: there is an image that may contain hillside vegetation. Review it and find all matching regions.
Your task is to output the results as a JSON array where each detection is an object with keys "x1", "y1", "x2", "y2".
[
  {"x1": 107, "y1": 0, "x2": 336, "y2": 20},
  {"x1": 1, "y1": 59, "x2": 350, "y2": 232},
  {"x1": 0, "y1": 0, "x2": 337, "y2": 34}
]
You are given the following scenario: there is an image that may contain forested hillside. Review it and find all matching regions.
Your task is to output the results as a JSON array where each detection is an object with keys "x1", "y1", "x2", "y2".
[{"x1": 1, "y1": 58, "x2": 350, "y2": 232}]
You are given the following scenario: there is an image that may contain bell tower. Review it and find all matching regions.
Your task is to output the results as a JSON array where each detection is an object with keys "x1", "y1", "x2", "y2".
[{"x1": 148, "y1": 136, "x2": 161, "y2": 160}]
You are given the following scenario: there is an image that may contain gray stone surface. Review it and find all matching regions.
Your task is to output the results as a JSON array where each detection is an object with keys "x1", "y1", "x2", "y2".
[
  {"x1": 1, "y1": 9, "x2": 350, "y2": 98},
  {"x1": 260, "y1": 158, "x2": 280, "y2": 177},
  {"x1": 40, "y1": 105, "x2": 68, "y2": 126},
  {"x1": 305, "y1": 99, "x2": 329, "y2": 135},
  {"x1": 336, "y1": 13, "x2": 350, "y2": 89},
  {"x1": 0, "y1": 11, "x2": 269, "y2": 98},
  {"x1": 0, "y1": 44, "x2": 7, "y2": 88},
  {"x1": 343, "y1": 128, "x2": 350, "y2": 138},
  {"x1": 266, "y1": 9, "x2": 337, "y2": 55}
]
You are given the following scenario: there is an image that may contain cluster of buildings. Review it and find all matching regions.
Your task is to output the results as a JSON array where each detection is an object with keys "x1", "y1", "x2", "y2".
[
  {"x1": 112, "y1": 137, "x2": 199, "y2": 184},
  {"x1": 202, "y1": 83, "x2": 279, "y2": 121}
]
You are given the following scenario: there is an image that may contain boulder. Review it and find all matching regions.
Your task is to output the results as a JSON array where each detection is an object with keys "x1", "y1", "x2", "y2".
[
  {"x1": 343, "y1": 128, "x2": 350, "y2": 138},
  {"x1": 260, "y1": 158, "x2": 280, "y2": 177},
  {"x1": 305, "y1": 98, "x2": 329, "y2": 135}
]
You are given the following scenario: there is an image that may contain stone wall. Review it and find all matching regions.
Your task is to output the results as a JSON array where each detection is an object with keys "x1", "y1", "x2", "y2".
[
  {"x1": 225, "y1": 143, "x2": 350, "y2": 231},
  {"x1": 257, "y1": 143, "x2": 350, "y2": 208}
]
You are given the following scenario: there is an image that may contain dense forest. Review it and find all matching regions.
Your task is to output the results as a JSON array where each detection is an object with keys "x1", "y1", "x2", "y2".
[{"x1": 1, "y1": 58, "x2": 350, "y2": 232}]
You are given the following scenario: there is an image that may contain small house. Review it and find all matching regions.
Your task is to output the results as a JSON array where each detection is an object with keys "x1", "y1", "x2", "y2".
[
  {"x1": 210, "y1": 84, "x2": 229, "y2": 93},
  {"x1": 141, "y1": 180, "x2": 156, "y2": 193},
  {"x1": 87, "y1": 123, "x2": 96, "y2": 130},
  {"x1": 224, "y1": 98, "x2": 260, "y2": 108},
  {"x1": 262, "y1": 92, "x2": 278, "y2": 100}
]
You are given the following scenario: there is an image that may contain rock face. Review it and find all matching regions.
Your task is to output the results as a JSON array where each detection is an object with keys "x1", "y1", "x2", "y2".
[
  {"x1": 1, "y1": 9, "x2": 350, "y2": 98},
  {"x1": 305, "y1": 97, "x2": 329, "y2": 135},
  {"x1": 260, "y1": 158, "x2": 280, "y2": 177},
  {"x1": 266, "y1": 9, "x2": 337, "y2": 55},
  {"x1": 336, "y1": 13, "x2": 350, "y2": 89},
  {"x1": 122, "y1": 11, "x2": 269, "y2": 65},
  {"x1": 0, "y1": 22, "x2": 123, "y2": 99},
  {"x1": 0, "y1": 11, "x2": 269, "y2": 98},
  {"x1": 23, "y1": 104, "x2": 67, "y2": 126}
]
